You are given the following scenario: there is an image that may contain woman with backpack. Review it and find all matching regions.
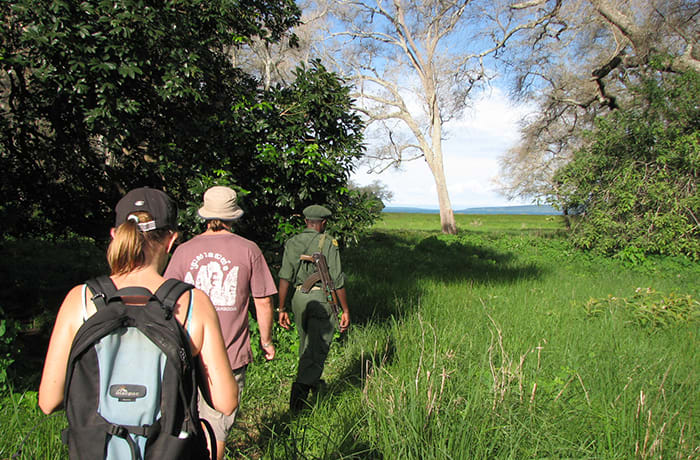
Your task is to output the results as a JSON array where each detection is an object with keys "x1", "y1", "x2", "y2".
[{"x1": 38, "y1": 187, "x2": 237, "y2": 459}]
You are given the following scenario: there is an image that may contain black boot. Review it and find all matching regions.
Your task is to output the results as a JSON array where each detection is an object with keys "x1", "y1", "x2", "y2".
[{"x1": 289, "y1": 382, "x2": 311, "y2": 413}]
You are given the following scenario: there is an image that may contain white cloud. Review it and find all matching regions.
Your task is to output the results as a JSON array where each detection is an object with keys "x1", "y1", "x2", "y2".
[{"x1": 351, "y1": 87, "x2": 533, "y2": 209}]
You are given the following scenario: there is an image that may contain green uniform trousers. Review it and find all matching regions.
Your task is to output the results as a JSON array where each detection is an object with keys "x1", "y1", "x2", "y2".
[{"x1": 291, "y1": 288, "x2": 336, "y2": 386}]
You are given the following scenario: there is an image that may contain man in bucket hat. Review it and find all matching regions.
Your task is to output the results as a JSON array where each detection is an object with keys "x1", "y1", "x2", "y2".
[
  {"x1": 277, "y1": 204, "x2": 351, "y2": 412},
  {"x1": 164, "y1": 186, "x2": 277, "y2": 459}
]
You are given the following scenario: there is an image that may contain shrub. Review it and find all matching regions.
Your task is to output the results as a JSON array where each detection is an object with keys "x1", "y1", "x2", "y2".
[
  {"x1": 0, "y1": 310, "x2": 20, "y2": 394},
  {"x1": 555, "y1": 69, "x2": 699, "y2": 258},
  {"x1": 583, "y1": 288, "x2": 699, "y2": 328}
]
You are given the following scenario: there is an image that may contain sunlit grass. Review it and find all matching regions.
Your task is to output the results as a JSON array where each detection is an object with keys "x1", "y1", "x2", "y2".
[
  {"x1": 373, "y1": 212, "x2": 568, "y2": 233},
  {"x1": 2, "y1": 214, "x2": 697, "y2": 459},
  {"x1": 0, "y1": 391, "x2": 67, "y2": 459},
  {"x1": 235, "y1": 214, "x2": 698, "y2": 459}
]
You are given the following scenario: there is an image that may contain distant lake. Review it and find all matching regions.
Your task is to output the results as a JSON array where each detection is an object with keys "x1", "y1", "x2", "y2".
[{"x1": 383, "y1": 205, "x2": 560, "y2": 215}]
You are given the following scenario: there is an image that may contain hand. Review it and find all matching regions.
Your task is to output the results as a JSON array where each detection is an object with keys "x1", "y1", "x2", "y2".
[
  {"x1": 279, "y1": 311, "x2": 291, "y2": 330},
  {"x1": 261, "y1": 341, "x2": 275, "y2": 360},
  {"x1": 339, "y1": 311, "x2": 350, "y2": 333}
]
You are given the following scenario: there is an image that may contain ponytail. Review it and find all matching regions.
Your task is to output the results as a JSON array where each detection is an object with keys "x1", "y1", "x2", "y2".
[
  {"x1": 206, "y1": 219, "x2": 232, "y2": 232},
  {"x1": 107, "y1": 212, "x2": 173, "y2": 275}
]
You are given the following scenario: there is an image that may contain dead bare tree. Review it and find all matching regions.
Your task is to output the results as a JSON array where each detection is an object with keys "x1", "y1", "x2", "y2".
[
  {"x1": 499, "y1": 0, "x2": 699, "y2": 204},
  {"x1": 324, "y1": 0, "x2": 562, "y2": 234}
]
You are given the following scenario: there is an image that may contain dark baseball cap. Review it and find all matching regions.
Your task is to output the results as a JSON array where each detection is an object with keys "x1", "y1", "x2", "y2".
[{"x1": 114, "y1": 187, "x2": 177, "y2": 231}]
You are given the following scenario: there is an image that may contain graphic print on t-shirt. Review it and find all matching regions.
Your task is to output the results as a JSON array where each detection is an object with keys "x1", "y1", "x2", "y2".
[{"x1": 184, "y1": 252, "x2": 239, "y2": 311}]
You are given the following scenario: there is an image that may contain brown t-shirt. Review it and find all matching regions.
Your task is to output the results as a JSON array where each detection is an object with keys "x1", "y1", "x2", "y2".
[{"x1": 164, "y1": 232, "x2": 277, "y2": 369}]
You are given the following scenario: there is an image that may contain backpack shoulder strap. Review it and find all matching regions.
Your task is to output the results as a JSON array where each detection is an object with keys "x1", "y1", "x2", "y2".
[
  {"x1": 85, "y1": 276, "x2": 117, "y2": 311},
  {"x1": 155, "y1": 279, "x2": 194, "y2": 320}
]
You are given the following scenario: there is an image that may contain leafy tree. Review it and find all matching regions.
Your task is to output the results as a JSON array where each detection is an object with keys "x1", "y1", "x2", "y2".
[
  {"x1": 348, "y1": 180, "x2": 393, "y2": 212},
  {"x1": 182, "y1": 61, "x2": 368, "y2": 250},
  {"x1": 0, "y1": 0, "x2": 299, "y2": 239},
  {"x1": 1, "y1": 0, "x2": 378, "y2": 250},
  {"x1": 554, "y1": 70, "x2": 699, "y2": 258}
]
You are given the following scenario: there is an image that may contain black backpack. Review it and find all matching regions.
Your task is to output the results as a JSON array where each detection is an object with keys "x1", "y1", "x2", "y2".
[{"x1": 61, "y1": 276, "x2": 213, "y2": 460}]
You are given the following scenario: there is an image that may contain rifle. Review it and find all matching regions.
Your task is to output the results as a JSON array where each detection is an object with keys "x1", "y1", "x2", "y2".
[{"x1": 299, "y1": 252, "x2": 341, "y2": 317}]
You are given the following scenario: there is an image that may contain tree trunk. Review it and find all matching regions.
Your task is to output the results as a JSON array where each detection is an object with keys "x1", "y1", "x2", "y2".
[
  {"x1": 426, "y1": 94, "x2": 457, "y2": 235},
  {"x1": 437, "y1": 179, "x2": 457, "y2": 234},
  {"x1": 427, "y1": 155, "x2": 457, "y2": 234},
  {"x1": 562, "y1": 206, "x2": 571, "y2": 230}
]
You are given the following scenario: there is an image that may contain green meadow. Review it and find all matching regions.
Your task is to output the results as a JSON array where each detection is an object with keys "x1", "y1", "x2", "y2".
[
  {"x1": 373, "y1": 212, "x2": 566, "y2": 233},
  {"x1": 1, "y1": 213, "x2": 698, "y2": 459}
]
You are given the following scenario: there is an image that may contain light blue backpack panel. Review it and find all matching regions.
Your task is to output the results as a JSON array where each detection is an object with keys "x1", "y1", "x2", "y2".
[{"x1": 96, "y1": 327, "x2": 167, "y2": 459}]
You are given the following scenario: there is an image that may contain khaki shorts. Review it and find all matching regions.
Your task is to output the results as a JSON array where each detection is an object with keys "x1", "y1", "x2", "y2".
[{"x1": 198, "y1": 366, "x2": 246, "y2": 442}]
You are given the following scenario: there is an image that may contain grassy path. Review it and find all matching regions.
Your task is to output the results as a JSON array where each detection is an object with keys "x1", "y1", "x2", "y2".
[
  {"x1": 1, "y1": 214, "x2": 697, "y2": 458},
  {"x1": 236, "y1": 214, "x2": 698, "y2": 458}
]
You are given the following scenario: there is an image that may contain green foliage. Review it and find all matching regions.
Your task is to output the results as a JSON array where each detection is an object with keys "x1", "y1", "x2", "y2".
[
  {"x1": 0, "y1": 236, "x2": 108, "y2": 391},
  {"x1": 326, "y1": 180, "x2": 392, "y2": 246},
  {"x1": 178, "y1": 61, "x2": 376, "y2": 250},
  {"x1": 213, "y1": 61, "x2": 371, "y2": 250},
  {"x1": 555, "y1": 70, "x2": 700, "y2": 258},
  {"x1": 348, "y1": 180, "x2": 392, "y2": 212},
  {"x1": 0, "y1": 311, "x2": 20, "y2": 394},
  {"x1": 1, "y1": 0, "x2": 299, "y2": 239},
  {"x1": 3, "y1": 215, "x2": 699, "y2": 459},
  {"x1": 0, "y1": 391, "x2": 68, "y2": 459},
  {"x1": 1, "y1": 0, "x2": 380, "y2": 249},
  {"x1": 324, "y1": 188, "x2": 382, "y2": 248},
  {"x1": 0, "y1": 236, "x2": 107, "y2": 323},
  {"x1": 584, "y1": 288, "x2": 699, "y2": 328},
  {"x1": 248, "y1": 310, "x2": 299, "y2": 364}
]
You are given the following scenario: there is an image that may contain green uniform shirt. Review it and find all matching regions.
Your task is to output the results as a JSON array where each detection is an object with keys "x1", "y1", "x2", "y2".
[{"x1": 279, "y1": 228, "x2": 345, "y2": 289}]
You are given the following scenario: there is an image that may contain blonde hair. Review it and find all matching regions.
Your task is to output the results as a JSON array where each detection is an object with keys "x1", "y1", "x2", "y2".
[{"x1": 107, "y1": 212, "x2": 173, "y2": 275}]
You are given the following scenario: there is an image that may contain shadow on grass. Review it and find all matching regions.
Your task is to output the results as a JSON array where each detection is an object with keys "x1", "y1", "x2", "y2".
[
  {"x1": 243, "y1": 409, "x2": 383, "y2": 459},
  {"x1": 344, "y1": 230, "x2": 545, "y2": 325},
  {"x1": 249, "y1": 229, "x2": 547, "y2": 457},
  {"x1": 242, "y1": 335, "x2": 396, "y2": 458}
]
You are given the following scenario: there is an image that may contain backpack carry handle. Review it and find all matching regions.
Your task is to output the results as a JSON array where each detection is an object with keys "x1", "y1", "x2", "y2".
[
  {"x1": 86, "y1": 277, "x2": 156, "y2": 309},
  {"x1": 86, "y1": 276, "x2": 193, "y2": 321},
  {"x1": 110, "y1": 287, "x2": 158, "y2": 303}
]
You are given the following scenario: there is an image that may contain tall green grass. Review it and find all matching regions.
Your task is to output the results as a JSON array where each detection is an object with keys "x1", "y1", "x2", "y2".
[
  {"x1": 244, "y1": 215, "x2": 697, "y2": 459},
  {"x1": 0, "y1": 391, "x2": 66, "y2": 458},
  {"x1": 2, "y1": 215, "x2": 697, "y2": 459}
]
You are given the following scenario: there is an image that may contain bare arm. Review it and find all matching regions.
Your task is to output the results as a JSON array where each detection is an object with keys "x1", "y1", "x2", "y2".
[
  {"x1": 335, "y1": 287, "x2": 350, "y2": 333},
  {"x1": 253, "y1": 296, "x2": 275, "y2": 360},
  {"x1": 277, "y1": 278, "x2": 292, "y2": 330},
  {"x1": 192, "y1": 289, "x2": 238, "y2": 416},
  {"x1": 38, "y1": 285, "x2": 84, "y2": 414}
]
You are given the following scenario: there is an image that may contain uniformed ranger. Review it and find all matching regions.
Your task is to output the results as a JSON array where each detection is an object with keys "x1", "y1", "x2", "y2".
[{"x1": 277, "y1": 204, "x2": 350, "y2": 412}]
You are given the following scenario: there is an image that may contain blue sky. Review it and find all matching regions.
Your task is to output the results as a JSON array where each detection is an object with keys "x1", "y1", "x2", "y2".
[{"x1": 350, "y1": 87, "x2": 533, "y2": 210}]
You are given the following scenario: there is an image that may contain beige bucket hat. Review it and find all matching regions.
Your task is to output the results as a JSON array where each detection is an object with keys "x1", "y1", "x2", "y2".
[{"x1": 197, "y1": 186, "x2": 244, "y2": 221}]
